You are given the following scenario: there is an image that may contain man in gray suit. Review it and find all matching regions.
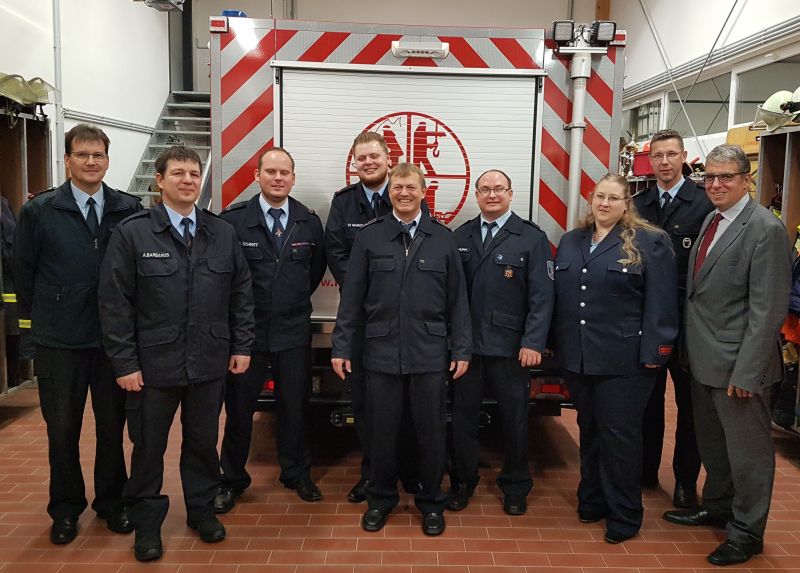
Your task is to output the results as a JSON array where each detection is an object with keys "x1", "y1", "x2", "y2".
[{"x1": 663, "y1": 144, "x2": 791, "y2": 566}]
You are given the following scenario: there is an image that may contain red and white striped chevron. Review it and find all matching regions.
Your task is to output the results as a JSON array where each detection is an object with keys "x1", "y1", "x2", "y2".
[{"x1": 210, "y1": 18, "x2": 625, "y2": 244}]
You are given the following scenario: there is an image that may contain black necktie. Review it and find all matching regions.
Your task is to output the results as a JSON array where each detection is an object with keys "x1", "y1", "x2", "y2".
[
  {"x1": 269, "y1": 208, "x2": 285, "y2": 251},
  {"x1": 661, "y1": 191, "x2": 672, "y2": 212},
  {"x1": 181, "y1": 217, "x2": 193, "y2": 252},
  {"x1": 400, "y1": 221, "x2": 416, "y2": 237},
  {"x1": 371, "y1": 193, "x2": 381, "y2": 218},
  {"x1": 86, "y1": 197, "x2": 99, "y2": 236},
  {"x1": 482, "y1": 221, "x2": 497, "y2": 250}
]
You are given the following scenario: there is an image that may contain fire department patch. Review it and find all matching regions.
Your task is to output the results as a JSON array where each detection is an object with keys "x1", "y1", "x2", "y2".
[
  {"x1": 658, "y1": 345, "x2": 673, "y2": 356},
  {"x1": 682, "y1": 237, "x2": 692, "y2": 249},
  {"x1": 547, "y1": 260, "x2": 554, "y2": 280},
  {"x1": 504, "y1": 267, "x2": 514, "y2": 278}
]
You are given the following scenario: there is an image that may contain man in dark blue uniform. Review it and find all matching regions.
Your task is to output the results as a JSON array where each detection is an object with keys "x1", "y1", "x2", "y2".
[
  {"x1": 633, "y1": 129, "x2": 713, "y2": 508},
  {"x1": 214, "y1": 147, "x2": 326, "y2": 513},
  {"x1": 331, "y1": 162, "x2": 471, "y2": 536},
  {"x1": 325, "y1": 131, "x2": 422, "y2": 502},
  {"x1": 449, "y1": 169, "x2": 555, "y2": 516},
  {"x1": 99, "y1": 146, "x2": 254, "y2": 561},
  {"x1": 13, "y1": 124, "x2": 141, "y2": 545}
]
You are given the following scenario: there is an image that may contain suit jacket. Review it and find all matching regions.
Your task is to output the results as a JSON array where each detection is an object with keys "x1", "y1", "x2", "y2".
[
  {"x1": 453, "y1": 212, "x2": 554, "y2": 357},
  {"x1": 331, "y1": 214, "x2": 471, "y2": 374},
  {"x1": 685, "y1": 198, "x2": 791, "y2": 392},
  {"x1": 633, "y1": 178, "x2": 713, "y2": 313},
  {"x1": 553, "y1": 225, "x2": 679, "y2": 376}
]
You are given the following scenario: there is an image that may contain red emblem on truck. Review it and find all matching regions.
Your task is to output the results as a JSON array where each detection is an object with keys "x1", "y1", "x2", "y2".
[{"x1": 346, "y1": 112, "x2": 471, "y2": 225}]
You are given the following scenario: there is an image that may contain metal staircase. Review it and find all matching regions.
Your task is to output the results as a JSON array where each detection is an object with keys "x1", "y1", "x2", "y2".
[{"x1": 127, "y1": 91, "x2": 211, "y2": 207}]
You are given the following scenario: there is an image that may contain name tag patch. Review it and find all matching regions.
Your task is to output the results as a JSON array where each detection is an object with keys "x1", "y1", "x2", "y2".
[
  {"x1": 241, "y1": 241, "x2": 259, "y2": 248},
  {"x1": 141, "y1": 252, "x2": 170, "y2": 258}
]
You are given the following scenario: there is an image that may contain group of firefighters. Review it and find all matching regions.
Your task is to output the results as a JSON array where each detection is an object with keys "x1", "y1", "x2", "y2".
[{"x1": 8, "y1": 122, "x2": 790, "y2": 567}]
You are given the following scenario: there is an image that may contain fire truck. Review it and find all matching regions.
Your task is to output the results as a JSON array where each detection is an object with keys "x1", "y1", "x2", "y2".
[{"x1": 207, "y1": 16, "x2": 627, "y2": 425}]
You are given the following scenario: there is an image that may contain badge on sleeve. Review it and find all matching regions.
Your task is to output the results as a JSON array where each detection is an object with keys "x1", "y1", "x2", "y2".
[
  {"x1": 682, "y1": 237, "x2": 692, "y2": 249},
  {"x1": 658, "y1": 345, "x2": 673, "y2": 356},
  {"x1": 547, "y1": 260, "x2": 554, "y2": 280}
]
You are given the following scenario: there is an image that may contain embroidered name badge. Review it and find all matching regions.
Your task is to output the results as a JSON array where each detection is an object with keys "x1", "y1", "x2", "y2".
[
  {"x1": 291, "y1": 241, "x2": 313, "y2": 248},
  {"x1": 346, "y1": 223, "x2": 365, "y2": 228},
  {"x1": 141, "y1": 252, "x2": 170, "y2": 258},
  {"x1": 682, "y1": 237, "x2": 692, "y2": 249},
  {"x1": 458, "y1": 247, "x2": 470, "y2": 253},
  {"x1": 241, "y1": 241, "x2": 259, "y2": 248},
  {"x1": 658, "y1": 345, "x2": 673, "y2": 356}
]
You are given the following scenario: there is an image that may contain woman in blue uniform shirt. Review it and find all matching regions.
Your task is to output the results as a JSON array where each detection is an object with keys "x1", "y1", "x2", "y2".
[{"x1": 553, "y1": 173, "x2": 678, "y2": 544}]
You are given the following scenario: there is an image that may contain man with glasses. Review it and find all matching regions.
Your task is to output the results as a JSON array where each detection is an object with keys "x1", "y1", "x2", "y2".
[
  {"x1": 663, "y1": 144, "x2": 791, "y2": 566},
  {"x1": 13, "y1": 124, "x2": 142, "y2": 545},
  {"x1": 331, "y1": 163, "x2": 471, "y2": 535},
  {"x1": 448, "y1": 170, "x2": 554, "y2": 516},
  {"x1": 633, "y1": 129, "x2": 713, "y2": 508}
]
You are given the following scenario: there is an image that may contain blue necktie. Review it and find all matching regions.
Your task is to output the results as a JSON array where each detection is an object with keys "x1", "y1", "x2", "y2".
[
  {"x1": 86, "y1": 197, "x2": 99, "y2": 236},
  {"x1": 269, "y1": 208, "x2": 285, "y2": 251},
  {"x1": 482, "y1": 221, "x2": 497, "y2": 250},
  {"x1": 181, "y1": 217, "x2": 193, "y2": 252}
]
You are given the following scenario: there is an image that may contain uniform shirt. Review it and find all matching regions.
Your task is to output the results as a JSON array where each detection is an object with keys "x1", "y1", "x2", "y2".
[
  {"x1": 480, "y1": 209, "x2": 512, "y2": 242},
  {"x1": 657, "y1": 177, "x2": 684, "y2": 207},
  {"x1": 259, "y1": 194, "x2": 289, "y2": 232},
  {"x1": 706, "y1": 192, "x2": 749, "y2": 251},
  {"x1": 71, "y1": 183, "x2": 104, "y2": 225},
  {"x1": 163, "y1": 203, "x2": 196, "y2": 237},
  {"x1": 363, "y1": 182, "x2": 388, "y2": 208},
  {"x1": 393, "y1": 210, "x2": 422, "y2": 239}
]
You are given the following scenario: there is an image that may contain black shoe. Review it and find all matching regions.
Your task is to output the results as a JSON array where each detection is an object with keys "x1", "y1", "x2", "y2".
[
  {"x1": 294, "y1": 479, "x2": 323, "y2": 502},
  {"x1": 362, "y1": 508, "x2": 388, "y2": 532},
  {"x1": 422, "y1": 512, "x2": 445, "y2": 536},
  {"x1": 188, "y1": 516, "x2": 226, "y2": 543},
  {"x1": 134, "y1": 530, "x2": 163, "y2": 561},
  {"x1": 707, "y1": 539, "x2": 763, "y2": 566},
  {"x1": 663, "y1": 508, "x2": 729, "y2": 528},
  {"x1": 102, "y1": 507, "x2": 133, "y2": 534},
  {"x1": 604, "y1": 530, "x2": 636, "y2": 544},
  {"x1": 672, "y1": 483, "x2": 698, "y2": 509},
  {"x1": 445, "y1": 484, "x2": 472, "y2": 512},
  {"x1": 214, "y1": 486, "x2": 243, "y2": 514},
  {"x1": 50, "y1": 517, "x2": 78, "y2": 545},
  {"x1": 578, "y1": 511, "x2": 606, "y2": 523},
  {"x1": 347, "y1": 478, "x2": 371, "y2": 503},
  {"x1": 503, "y1": 495, "x2": 527, "y2": 516}
]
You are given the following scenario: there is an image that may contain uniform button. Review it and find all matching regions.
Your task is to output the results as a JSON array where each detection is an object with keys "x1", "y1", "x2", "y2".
[
  {"x1": 580, "y1": 285, "x2": 587, "y2": 291},
  {"x1": 581, "y1": 268, "x2": 587, "y2": 274},
  {"x1": 638, "y1": 330, "x2": 642, "y2": 335},
  {"x1": 580, "y1": 319, "x2": 586, "y2": 325},
  {"x1": 579, "y1": 302, "x2": 586, "y2": 307},
  {"x1": 622, "y1": 268, "x2": 628, "y2": 273}
]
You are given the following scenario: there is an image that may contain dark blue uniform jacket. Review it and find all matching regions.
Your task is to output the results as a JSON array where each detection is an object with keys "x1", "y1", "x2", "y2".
[
  {"x1": 332, "y1": 214, "x2": 471, "y2": 374},
  {"x1": 553, "y1": 225, "x2": 679, "y2": 376},
  {"x1": 453, "y1": 212, "x2": 554, "y2": 357},
  {"x1": 99, "y1": 203, "x2": 254, "y2": 387},
  {"x1": 221, "y1": 194, "x2": 325, "y2": 353}
]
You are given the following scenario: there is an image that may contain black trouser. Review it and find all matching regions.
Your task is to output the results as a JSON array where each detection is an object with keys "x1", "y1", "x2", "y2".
[
  {"x1": 641, "y1": 352, "x2": 701, "y2": 486},
  {"x1": 348, "y1": 331, "x2": 371, "y2": 480},
  {"x1": 366, "y1": 370, "x2": 447, "y2": 515},
  {"x1": 564, "y1": 370, "x2": 655, "y2": 537},
  {"x1": 451, "y1": 354, "x2": 532, "y2": 497},
  {"x1": 123, "y1": 379, "x2": 224, "y2": 532},
  {"x1": 35, "y1": 346, "x2": 127, "y2": 520},
  {"x1": 220, "y1": 347, "x2": 311, "y2": 490}
]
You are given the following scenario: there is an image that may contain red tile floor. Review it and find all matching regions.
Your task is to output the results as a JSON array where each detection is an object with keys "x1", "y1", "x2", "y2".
[{"x1": 0, "y1": 384, "x2": 799, "y2": 572}]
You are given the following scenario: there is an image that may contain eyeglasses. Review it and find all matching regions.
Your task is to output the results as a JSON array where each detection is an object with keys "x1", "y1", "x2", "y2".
[
  {"x1": 702, "y1": 172, "x2": 748, "y2": 185},
  {"x1": 476, "y1": 187, "x2": 510, "y2": 196},
  {"x1": 70, "y1": 152, "x2": 108, "y2": 162},
  {"x1": 592, "y1": 192, "x2": 627, "y2": 204},
  {"x1": 649, "y1": 151, "x2": 683, "y2": 162}
]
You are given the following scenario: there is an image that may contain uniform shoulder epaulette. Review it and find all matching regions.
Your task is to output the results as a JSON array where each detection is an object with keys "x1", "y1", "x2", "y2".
[
  {"x1": 28, "y1": 187, "x2": 57, "y2": 201},
  {"x1": 429, "y1": 216, "x2": 451, "y2": 231},
  {"x1": 118, "y1": 209, "x2": 151, "y2": 225},
  {"x1": 333, "y1": 183, "x2": 359, "y2": 198},
  {"x1": 220, "y1": 201, "x2": 248, "y2": 214},
  {"x1": 362, "y1": 216, "x2": 384, "y2": 228},
  {"x1": 631, "y1": 187, "x2": 650, "y2": 199},
  {"x1": 202, "y1": 208, "x2": 222, "y2": 219},
  {"x1": 521, "y1": 218, "x2": 545, "y2": 233},
  {"x1": 112, "y1": 188, "x2": 144, "y2": 203}
]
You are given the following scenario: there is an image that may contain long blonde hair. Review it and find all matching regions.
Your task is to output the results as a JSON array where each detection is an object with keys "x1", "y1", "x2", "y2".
[{"x1": 579, "y1": 174, "x2": 663, "y2": 267}]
